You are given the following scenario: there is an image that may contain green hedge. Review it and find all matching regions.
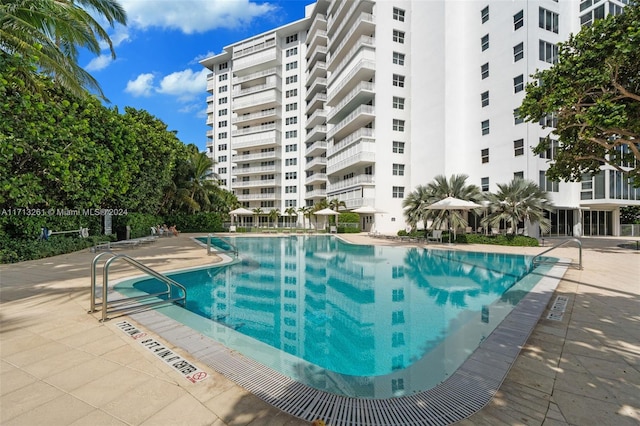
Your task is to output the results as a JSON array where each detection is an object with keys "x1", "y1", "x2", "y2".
[
  {"x1": 455, "y1": 233, "x2": 539, "y2": 246},
  {"x1": 0, "y1": 235, "x2": 115, "y2": 264}
]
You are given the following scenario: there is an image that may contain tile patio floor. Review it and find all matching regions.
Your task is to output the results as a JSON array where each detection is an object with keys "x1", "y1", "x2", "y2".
[{"x1": 1, "y1": 233, "x2": 638, "y2": 425}]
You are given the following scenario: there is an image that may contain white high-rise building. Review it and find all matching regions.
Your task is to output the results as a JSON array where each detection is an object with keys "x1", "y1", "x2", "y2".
[{"x1": 201, "y1": 0, "x2": 638, "y2": 236}]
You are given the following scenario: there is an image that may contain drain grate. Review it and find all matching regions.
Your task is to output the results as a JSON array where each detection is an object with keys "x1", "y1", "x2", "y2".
[{"x1": 546, "y1": 295, "x2": 569, "y2": 321}]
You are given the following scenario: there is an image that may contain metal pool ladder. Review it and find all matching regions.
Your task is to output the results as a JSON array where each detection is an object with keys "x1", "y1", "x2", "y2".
[
  {"x1": 89, "y1": 252, "x2": 187, "y2": 322},
  {"x1": 206, "y1": 234, "x2": 238, "y2": 257},
  {"x1": 533, "y1": 237, "x2": 583, "y2": 269}
]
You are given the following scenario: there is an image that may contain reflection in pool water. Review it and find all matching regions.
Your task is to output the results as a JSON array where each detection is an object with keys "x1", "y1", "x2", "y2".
[{"x1": 126, "y1": 235, "x2": 545, "y2": 398}]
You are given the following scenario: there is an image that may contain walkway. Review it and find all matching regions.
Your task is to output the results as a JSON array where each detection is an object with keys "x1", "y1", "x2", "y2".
[{"x1": 1, "y1": 234, "x2": 638, "y2": 425}]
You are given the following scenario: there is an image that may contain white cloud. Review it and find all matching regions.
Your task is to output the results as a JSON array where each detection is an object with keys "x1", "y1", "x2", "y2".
[
  {"x1": 157, "y1": 68, "x2": 209, "y2": 101},
  {"x1": 191, "y1": 51, "x2": 217, "y2": 64},
  {"x1": 120, "y1": 0, "x2": 277, "y2": 34},
  {"x1": 125, "y1": 73, "x2": 155, "y2": 97},
  {"x1": 85, "y1": 54, "x2": 113, "y2": 71}
]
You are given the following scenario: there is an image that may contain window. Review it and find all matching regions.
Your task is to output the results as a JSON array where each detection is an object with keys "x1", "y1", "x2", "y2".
[
  {"x1": 392, "y1": 96, "x2": 405, "y2": 109},
  {"x1": 580, "y1": 4, "x2": 605, "y2": 27},
  {"x1": 514, "y1": 75, "x2": 524, "y2": 93},
  {"x1": 286, "y1": 75, "x2": 298, "y2": 84},
  {"x1": 286, "y1": 89, "x2": 298, "y2": 98},
  {"x1": 219, "y1": 144, "x2": 227, "y2": 151},
  {"x1": 285, "y1": 117, "x2": 297, "y2": 125},
  {"x1": 285, "y1": 130, "x2": 298, "y2": 138},
  {"x1": 481, "y1": 148, "x2": 489, "y2": 164},
  {"x1": 218, "y1": 155, "x2": 227, "y2": 162},
  {"x1": 286, "y1": 61, "x2": 298, "y2": 71},
  {"x1": 218, "y1": 74, "x2": 227, "y2": 82},
  {"x1": 218, "y1": 85, "x2": 227, "y2": 93},
  {"x1": 514, "y1": 139, "x2": 524, "y2": 156},
  {"x1": 218, "y1": 167, "x2": 227, "y2": 174},
  {"x1": 539, "y1": 8, "x2": 559, "y2": 33},
  {"x1": 285, "y1": 34, "x2": 298, "y2": 43},
  {"x1": 392, "y1": 266, "x2": 404, "y2": 279},
  {"x1": 217, "y1": 132, "x2": 227, "y2": 139},
  {"x1": 218, "y1": 62, "x2": 228, "y2": 71},
  {"x1": 481, "y1": 34, "x2": 489, "y2": 51},
  {"x1": 481, "y1": 6, "x2": 489, "y2": 23},
  {"x1": 285, "y1": 199, "x2": 297, "y2": 207},
  {"x1": 392, "y1": 52, "x2": 405, "y2": 65},
  {"x1": 217, "y1": 120, "x2": 227, "y2": 128},
  {"x1": 218, "y1": 97, "x2": 227, "y2": 105},
  {"x1": 481, "y1": 119, "x2": 490, "y2": 135},
  {"x1": 393, "y1": 141, "x2": 405, "y2": 153},
  {"x1": 539, "y1": 112, "x2": 558, "y2": 128},
  {"x1": 392, "y1": 378, "x2": 405, "y2": 392},
  {"x1": 285, "y1": 185, "x2": 297, "y2": 193},
  {"x1": 514, "y1": 108, "x2": 524, "y2": 124},
  {"x1": 392, "y1": 332, "x2": 405, "y2": 347},
  {"x1": 218, "y1": 108, "x2": 227, "y2": 116},
  {"x1": 392, "y1": 74, "x2": 405, "y2": 87},
  {"x1": 539, "y1": 170, "x2": 559, "y2": 192},
  {"x1": 513, "y1": 42, "x2": 524, "y2": 62},
  {"x1": 539, "y1": 40, "x2": 558, "y2": 64},
  {"x1": 514, "y1": 171, "x2": 524, "y2": 179},
  {"x1": 392, "y1": 288, "x2": 405, "y2": 301},
  {"x1": 286, "y1": 103, "x2": 298, "y2": 111},
  {"x1": 481, "y1": 177, "x2": 489, "y2": 192},
  {"x1": 514, "y1": 10, "x2": 524, "y2": 30},
  {"x1": 286, "y1": 47, "x2": 298, "y2": 57},
  {"x1": 260, "y1": 187, "x2": 275, "y2": 194},
  {"x1": 539, "y1": 138, "x2": 559, "y2": 160},
  {"x1": 481, "y1": 91, "x2": 489, "y2": 107},
  {"x1": 392, "y1": 163, "x2": 405, "y2": 176},
  {"x1": 285, "y1": 158, "x2": 297, "y2": 166},
  {"x1": 285, "y1": 172, "x2": 297, "y2": 180},
  {"x1": 392, "y1": 186, "x2": 404, "y2": 198},
  {"x1": 260, "y1": 201, "x2": 275, "y2": 208},
  {"x1": 392, "y1": 30, "x2": 405, "y2": 44},
  {"x1": 285, "y1": 144, "x2": 297, "y2": 152},
  {"x1": 481, "y1": 63, "x2": 489, "y2": 79},
  {"x1": 392, "y1": 119, "x2": 405, "y2": 131},
  {"x1": 393, "y1": 7, "x2": 405, "y2": 22}
]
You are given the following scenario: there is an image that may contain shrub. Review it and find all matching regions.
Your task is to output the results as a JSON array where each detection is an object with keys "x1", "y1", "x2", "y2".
[
  {"x1": 455, "y1": 233, "x2": 539, "y2": 246},
  {"x1": 163, "y1": 213, "x2": 225, "y2": 233},
  {"x1": 0, "y1": 235, "x2": 114, "y2": 263}
]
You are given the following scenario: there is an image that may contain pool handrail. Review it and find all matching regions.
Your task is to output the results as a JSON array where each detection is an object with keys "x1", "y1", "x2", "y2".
[
  {"x1": 206, "y1": 234, "x2": 239, "y2": 257},
  {"x1": 533, "y1": 237, "x2": 582, "y2": 270},
  {"x1": 89, "y1": 252, "x2": 187, "y2": 322}
]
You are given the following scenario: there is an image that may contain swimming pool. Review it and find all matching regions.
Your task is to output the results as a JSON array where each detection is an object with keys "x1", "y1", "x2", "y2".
[{"x1": 117, "y1": 235, "x2": 551, "y2": 399}]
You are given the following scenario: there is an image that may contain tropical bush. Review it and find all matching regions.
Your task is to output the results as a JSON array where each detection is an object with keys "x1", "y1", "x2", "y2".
[
  {"x1": 0, "y1": 235, "x2": 115, "y2": 264},
  {"x1": 455, "y1": 234, "x2": 539, "y2": 246}
]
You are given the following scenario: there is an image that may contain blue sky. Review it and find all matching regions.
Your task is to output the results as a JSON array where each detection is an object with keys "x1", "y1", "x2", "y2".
[{"x1": 80, "y1": 0, "x2": 310, "y2": 151}]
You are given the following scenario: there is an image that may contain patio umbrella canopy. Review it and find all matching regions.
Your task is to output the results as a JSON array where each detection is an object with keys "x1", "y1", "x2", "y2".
[
  {"x1": 314, "y1": 208, "x2": 340, "y2": 231},
  {"x1": 425, "y1": 197, "x2": 482, "y2": 243},
  {"x1": 229, "y1": 207, "x2": 254, "y2": 228}
]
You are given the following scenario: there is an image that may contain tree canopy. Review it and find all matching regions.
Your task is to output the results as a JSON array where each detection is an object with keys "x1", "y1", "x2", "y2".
[{"x1": 519, "y1": 5, "x2": 640, "y2": 184}]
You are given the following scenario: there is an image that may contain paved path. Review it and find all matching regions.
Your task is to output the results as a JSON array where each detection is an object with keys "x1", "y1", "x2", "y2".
[{"x1": 1, "y1": 234, "x2": 638, "y2": 425}]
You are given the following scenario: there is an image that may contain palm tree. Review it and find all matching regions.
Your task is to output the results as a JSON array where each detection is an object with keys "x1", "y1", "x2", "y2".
[
  {"x1": 252, "y1": 207, "x2": 263, "y2": 228},
  {"x1": 328, "y1": 198, "x2": 346, "y2": 227},
  {"x1": 403, "y1": 174, "x2": 482, "y2": 232},
  {"x1": 0, "y1": 0, "x2": 127, "y2": 99},
  {"x1": 268, "y1": 208, "x2": 280, "y2": 228},
  {"x1": 481, "y1": 178, "x2": 553, "y2": 235},
  {"x1": 298, "y1": 206, "x2": 311, "y2": 230},
  {"x1": 284, "y1": 207, "x2": 297, "y2": 228}
]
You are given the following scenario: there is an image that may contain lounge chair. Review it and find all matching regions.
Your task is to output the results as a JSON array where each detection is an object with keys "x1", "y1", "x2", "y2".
[{"x1": 427, "y1": 230, "x2": 443, "y2": 243}]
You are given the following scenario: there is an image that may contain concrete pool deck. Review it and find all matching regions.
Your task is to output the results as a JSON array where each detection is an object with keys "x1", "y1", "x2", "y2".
[{"x1": 1, "y1": 234, "x2": 638, "y2": 425}]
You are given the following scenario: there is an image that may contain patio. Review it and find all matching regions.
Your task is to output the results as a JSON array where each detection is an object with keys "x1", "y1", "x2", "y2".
[{"x1": 1, "y1": 234, "x2": 638, "y2": 425}]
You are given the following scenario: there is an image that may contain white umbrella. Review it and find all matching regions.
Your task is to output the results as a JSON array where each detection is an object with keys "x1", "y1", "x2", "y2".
[
  {"x1": 314, "y1": 208, "x2": 339, "y2": 232},
  {"x1": 229, "y1": 207, "x2": 254, "y2": 229},
  {"x1": 426, "y1": 197, "x2": 482, "y2": 243},
  {"x1": 352, "y1": 206, "x2": 378, "y2": 214}
]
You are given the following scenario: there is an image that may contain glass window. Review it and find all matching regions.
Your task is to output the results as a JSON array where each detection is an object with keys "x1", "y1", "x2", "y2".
[
  {"x1": 392, "y1": 96, "x2": 405, "y2": 109},
  {"x1": 513, "y1": 42, "x2": 524, "y2": 61},
  {"x1": 481, "y1": 62, "x2": 489, "y2": 79},
  {"x1": 481, "y1": 148, "x2": 489, "y2": 163},
  {"x1": 392, "y1": 186, "x2": 404, "y2": 198},
  {"x1": 539, "y1": 170, "x2": 559, "y2": 192},
  {"x1": 481, "y1": 34, "x2": 489, "y2": 51},
  {"x1": 392, "y1": 52, "x2": 405, "y2": 65},
  {"x1": 539, "y1": 40, "x2": 559, "y2": 64},
  {"x1": 514, "y1": 139, "x2": 524, "y2": 156},
  {"x1": 514, "y1": 171, "x2": 524, "y2": 179},
  {"x1": 393, "y1": 74, "x2": 405, "y2": 87},
  {"x1": 514, "y1": 108, "x2": 524, "y2": 124},
  {"x1": 392, "y1": 119, "x2": 405, "y2": 131},
  {"x1": 481, "y1": 177, "x2": 489, "y2": 191},
  {"x1": 481, "y1": 91, "x2": 489, "y2": 107},
  {"x1": 392, "y1": 163, "x2": 405, "y2": 176},
  {"x1": 393, "y1": 141, "x2": 405, "y2": 153},
  {"x1": 393, "y1": 7, "x2": 405, "y2": 22},
  {"x1": 481, "y1": 6, "x2": 489, "y2": 23},
  {"x1": 514, "y1": 74, "x2": 524, "y2": 93},
  {"x1": 393, "y1": 29, "x2": 405, "y2": 44},
  {"x1": 514, "y1": 10, "x2": 524, "y2": 30},
  {"x1": 481, "y1": 119, "x2": 490, "y2": 135},
  {"x1": 539, "y1": 7, "x2": 559, "y2": 33}
]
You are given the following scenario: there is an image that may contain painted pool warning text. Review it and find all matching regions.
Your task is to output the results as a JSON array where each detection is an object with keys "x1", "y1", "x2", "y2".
[{"x1": 115, "y1": 320, "x2": 208, "y2": 383}]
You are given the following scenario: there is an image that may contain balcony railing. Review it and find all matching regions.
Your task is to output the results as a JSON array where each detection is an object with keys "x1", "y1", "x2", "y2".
[
  {"x1": 328, "y1": 128, "x2": 374, "y2": 156},
  {"x1": 326, "y1": 105, "x2": 374, "y2": 140},
  {"x1": 231, "y1": 122, "x2": 278, "y2": 137},
  {"x1": 328, "y1": 174, "x2": 375, "y2": 192},
  {"x1": 326, "y1": 81, "x2": 374, "y2": 123}
]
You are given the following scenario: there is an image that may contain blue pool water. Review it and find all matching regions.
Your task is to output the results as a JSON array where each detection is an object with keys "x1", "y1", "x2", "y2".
[{"x1": 119, "y1": 235, "x2": 549, "y2": 398}]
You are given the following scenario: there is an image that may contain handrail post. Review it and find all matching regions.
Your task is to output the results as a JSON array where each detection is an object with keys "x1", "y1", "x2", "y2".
[{"x1": 89, "y1": 252, "x2": 115, "y2": 313}]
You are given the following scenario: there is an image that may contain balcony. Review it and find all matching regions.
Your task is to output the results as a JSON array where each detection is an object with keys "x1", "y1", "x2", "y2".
[
  {"x1": 307, "y1": 30, "x2": 328, "y2": 59},
  {"x1": 236, "y1": 193, "x2": 278, "y2": 201},
  {"x1": 231, "y1": 122, "x2": 278, "y2": 137},
  {"x1": 305, "y1": 173, "x2": 327, "y2": 185},
  {"x1": 232, "y1": 78, "x2": 280, "y2": 99},
  {"x1": 326, "y1": 59, "x2": 375, "y2": 106},
  {"x1": 306, "y1": 77, "x2": 327, "y2": 101},
  {"x1": 326, "y1": 105, "x2": 374, "y2": 141},
  {"x1": 327, "y1": 82, "x2": 374, "y2": 124},
  {"x1": 328, "y1": 128, "x2": 374, "y2": 157},
  {"x1": 233, "y1": 91, "x2": 279, "y2": 114},
  {"x1": 328, "y1": 43, "x2": 375, "y2": 86},
  {"x1": 232, "y1": 67, "x2": 278, "y2": 85},
  {"x1": 232, "y1": 108, "x2": 278, "y2": 126},
  {"x1": 306, "y1": 61, "x2": 327, "y2": 82},
  {"x1": 328, "y1": 174, "x2": 375, "y2": 192},
  {"x1": 233, "y1": 164, "x2": 277, "y2": 176},
  {"x1": 207, "y1": 78, "x2": 215, "y2": 92},
  {"x1": 327, "y1": 141, "x2": 376, "y2": 175},
  {"x1": 305, "y1": 92, "x2": 327, "y2": 113},
  {"x1": 305, "y1": 188, "x2": 327, "y2": 200},
  {"x1": 307, "y1": 15, "x2": 327, "y2": 46},
  {"x1": 206, "y1": 114, "x2": 214, "y2": 125},
  {"x1": 305, "y1": 108, "x2": 327, "y2": 128},
  {"x1": 232, "y1": 38, "x2": 277, "y2": 59},
  {"x1": 305, "y1": 125, "x2": 327, "y2": 143},
  {"x1": 305, "y1": 140, "x2": 327, "y2": 157},
  {"x1": 233, "y1": 47, "x2": 280, "y2": 75},
  {"x1": 233, "y1": 178, "x2": 281, "y2": 188},
  {"x1": 233, "y1": 130, "x2": 280, "y2": 150},
  {"x1": 206, "y1": 129, "x2": 214, "y2": 138},
  {"x1": 328, "y1": 15, "x2": 375, "y2": 67},
  {"x1": 232, "y1": 150, "x2": 279, "y2": 163},
  {"x1": 305, "y1": 156, "x2": 327, "y2": 171}
]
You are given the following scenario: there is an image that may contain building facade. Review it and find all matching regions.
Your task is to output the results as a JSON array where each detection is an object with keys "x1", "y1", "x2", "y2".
[{"x1": 201, "y1": 0, "x2": 639, "y2": 236}]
